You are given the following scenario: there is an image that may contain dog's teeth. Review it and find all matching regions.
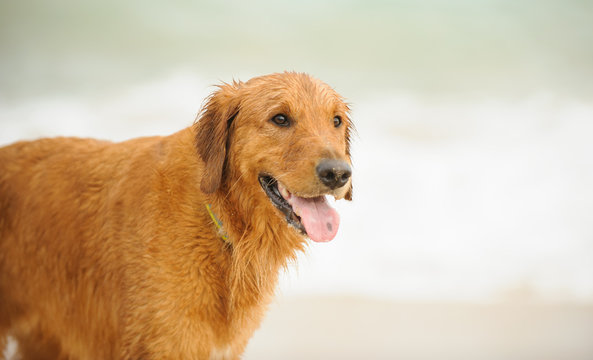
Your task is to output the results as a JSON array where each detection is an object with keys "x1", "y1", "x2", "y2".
[{"x1": 277, "y1": 183, "x2": 291, "y2": 200}]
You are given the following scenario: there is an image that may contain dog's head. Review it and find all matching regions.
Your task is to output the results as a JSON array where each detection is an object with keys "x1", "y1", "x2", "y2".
[{"x1": 195, "y1": 72, "x2": 353, "y2": 242}]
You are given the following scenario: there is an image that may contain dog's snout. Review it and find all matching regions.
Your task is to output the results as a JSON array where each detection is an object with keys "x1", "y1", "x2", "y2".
[{"x1": 316, "y1": 159, "x2": 351, "y2": 190}]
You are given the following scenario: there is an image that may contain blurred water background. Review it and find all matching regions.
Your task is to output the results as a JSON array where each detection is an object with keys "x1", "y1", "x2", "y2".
[{"x1": 1, "y1": 0, "x2": 592, "y2": 359}]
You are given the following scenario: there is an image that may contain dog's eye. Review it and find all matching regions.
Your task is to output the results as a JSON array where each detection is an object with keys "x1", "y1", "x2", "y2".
[
  {"x1": 271, "y1": 114, "x2": 290, "y2": 127},
  {"x1": 333, "y1": 116, "x2": 342, "y2": 128}
]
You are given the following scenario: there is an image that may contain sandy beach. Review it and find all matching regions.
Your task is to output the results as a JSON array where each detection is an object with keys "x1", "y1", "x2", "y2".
[{"x1": 244, "y1": 295, "x2": 593, "y2": 360}]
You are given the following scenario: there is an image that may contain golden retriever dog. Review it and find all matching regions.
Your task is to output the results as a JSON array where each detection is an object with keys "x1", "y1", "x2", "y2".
[{"x1": 0, "y1": 72, "x2": 353, "y2": 359}]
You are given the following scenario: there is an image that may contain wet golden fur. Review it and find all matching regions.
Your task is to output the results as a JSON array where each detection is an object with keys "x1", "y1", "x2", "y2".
[{"x1": 0, "y1": 72, "x2": 352, "y2": 359}]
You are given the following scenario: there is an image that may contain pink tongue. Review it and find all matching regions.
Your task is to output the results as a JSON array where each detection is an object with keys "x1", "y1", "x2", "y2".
[{"x1": 286, "y1": 195, "x2": 340, "y2": 242}]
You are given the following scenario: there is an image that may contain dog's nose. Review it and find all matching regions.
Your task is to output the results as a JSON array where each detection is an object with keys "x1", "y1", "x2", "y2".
[{"x1": 316, "y1": 159, "x2": 352, "y2": 190}]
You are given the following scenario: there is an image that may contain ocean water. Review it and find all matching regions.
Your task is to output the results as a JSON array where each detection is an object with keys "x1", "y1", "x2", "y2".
[{"x1": 1, "y1": 0, "x2": 592, "y2": 303}]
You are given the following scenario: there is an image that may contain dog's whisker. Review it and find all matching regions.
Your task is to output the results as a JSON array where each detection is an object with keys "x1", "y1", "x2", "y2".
[
  {"x1": 223, "y1": 169, "x2": 248, "y2": 201},
  {"x1": 269, "y1": 173, "x2": 289, "y2": 184}
]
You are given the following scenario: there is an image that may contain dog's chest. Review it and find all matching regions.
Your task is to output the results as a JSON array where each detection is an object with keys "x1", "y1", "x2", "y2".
[{"x1": 209, "y1": 345, "x2": 234, "y2": 360}]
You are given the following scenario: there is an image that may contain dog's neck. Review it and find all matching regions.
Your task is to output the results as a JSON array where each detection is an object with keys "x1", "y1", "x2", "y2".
[{"x1": 209, "y1": 181, "x2": 306, "y2": 310}]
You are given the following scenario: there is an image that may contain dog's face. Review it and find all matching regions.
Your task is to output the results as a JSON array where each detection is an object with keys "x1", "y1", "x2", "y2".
[{"x1": 195, "y1": 72, "x2": 353, "y2": 242}]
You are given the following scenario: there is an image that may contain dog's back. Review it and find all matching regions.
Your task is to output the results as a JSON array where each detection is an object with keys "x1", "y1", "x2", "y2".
[
  {"x1": 0, "y1": 138, "x2": 127, "y2": 358},
  {"x1": 0, "y1": 136, "x2": 179, "y2": 358},
  {"x1": 0, "y1": 128, "x2": 231, "y2": 359}
]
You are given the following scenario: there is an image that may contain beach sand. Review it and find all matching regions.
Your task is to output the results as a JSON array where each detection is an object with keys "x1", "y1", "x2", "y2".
[
  {"x1": 3, "y1": 295, "x2": 591, "y2": 359},
  {"x1": 243, "y1": 295, "x2": 593, "y2": 360}
]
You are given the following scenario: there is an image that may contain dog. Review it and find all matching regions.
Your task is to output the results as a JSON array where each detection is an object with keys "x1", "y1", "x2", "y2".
[{"x1": 0, "y1": 72, "x2": 353, "y2": 359}]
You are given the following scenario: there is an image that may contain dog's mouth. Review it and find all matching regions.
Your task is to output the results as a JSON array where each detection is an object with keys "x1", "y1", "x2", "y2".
[{"x1": 258, "y1": 175, "x2": 340, "y2": 242}]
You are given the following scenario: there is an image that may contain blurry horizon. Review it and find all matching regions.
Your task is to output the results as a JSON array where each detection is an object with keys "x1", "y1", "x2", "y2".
[
  {"x1": 1, "y1": 0, "x2": 592, "y2": 306},
  {"x1": 2, "y1": 0, "x2": 593, "y2": 101}
]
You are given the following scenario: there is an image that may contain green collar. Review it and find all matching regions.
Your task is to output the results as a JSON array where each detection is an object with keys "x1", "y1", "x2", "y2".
[{"x1": 205, "y1": 204, "x2": 229, "y2": 241}]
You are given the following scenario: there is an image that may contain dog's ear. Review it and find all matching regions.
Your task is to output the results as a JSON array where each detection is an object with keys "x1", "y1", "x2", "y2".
[{"x1": 195, "y1": 82, "x2": 242, "y2": 194}]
